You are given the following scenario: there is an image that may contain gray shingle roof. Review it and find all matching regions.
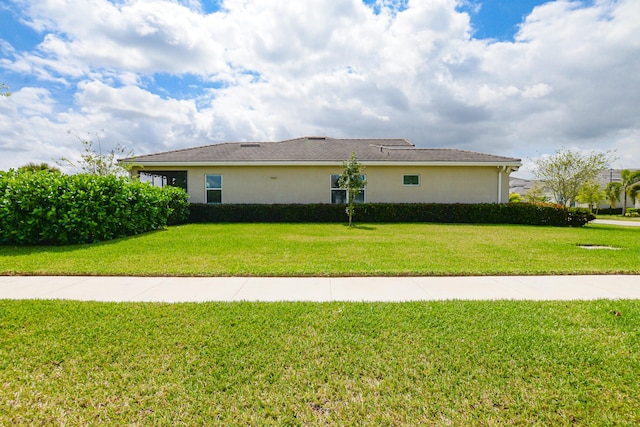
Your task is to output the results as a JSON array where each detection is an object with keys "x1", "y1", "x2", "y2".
[{"x1": 126, "y1": 137, "x2": 521, "y2": 165}]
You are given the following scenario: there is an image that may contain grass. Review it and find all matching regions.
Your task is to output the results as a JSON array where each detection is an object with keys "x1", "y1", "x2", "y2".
[
  {"x1": 3, "y1": 224, "x2": 639, "y2": 424},
  {"x1": 1, "y1": 222, "x2": 639, "y2": 276},
  {"x1": 2, "y1": 299, "x2": 639, "y2": 426}
]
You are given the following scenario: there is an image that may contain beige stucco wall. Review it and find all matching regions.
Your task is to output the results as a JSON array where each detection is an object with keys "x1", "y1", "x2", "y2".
[
  {"x1": 133, "y1": 164, "x2": 513, "y2": 204},
  {"x1": 365, "y1": 165, "x2": 508, "y2": 204}
]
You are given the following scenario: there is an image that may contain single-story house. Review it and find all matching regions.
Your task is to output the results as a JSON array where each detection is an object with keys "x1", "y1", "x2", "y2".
[{"x1": 124, "y1": 137, "x2": 521, "y2": 205}]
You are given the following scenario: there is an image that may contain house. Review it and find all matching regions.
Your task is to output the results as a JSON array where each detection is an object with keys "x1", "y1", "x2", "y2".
[
  {"x1": 509, "y1": 176, "x2": 535, "y2": 198},
  {"x1": 124, "y1": 137, "x2": 521, "y2": 205},
  {"x1": 510, "y1": 169, "x2": 640, "y2": 209},
  {"x1": 596, "y1": 169, "x2": 640, "y2": 210}
]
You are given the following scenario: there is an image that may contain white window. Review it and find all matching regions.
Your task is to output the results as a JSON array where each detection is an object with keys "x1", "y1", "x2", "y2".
[
  {"x1": 330, "y1": 174, "x2": 365, "y2": 204},
  {"x1": 403, "y1": 174, "x2": 420, "y2": 186},
  {"x1": 205, "y1": 175, "x2": 222, "y2": 204}
]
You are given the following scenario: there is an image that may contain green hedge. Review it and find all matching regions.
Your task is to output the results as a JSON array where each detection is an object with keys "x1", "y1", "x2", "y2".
[
  {"x1": 189, "y1": 203, "x2": 594, "y2": 227},
  {"x1": 0, "y1": 171, "x2": 189, "y2": 245},
  {"x1": 598, "y1": 207, "x2": 623, "y2": 215}
]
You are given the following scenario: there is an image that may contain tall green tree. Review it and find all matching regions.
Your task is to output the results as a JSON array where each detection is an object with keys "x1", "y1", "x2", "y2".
[
  {"x1": 576, "y1": 181, "x2": 605, "y2": 213},
  {"x1": 605, "y1": 181, "x2": 623, "y2": 209},
  {"x1": 533, "y1": 148, "x2": 613, "y2": 207},
  {"x1": 620, "y1": 169, "x2": 640, "y2": 216},
  {"x1": 524, "y1": 181, "x2": 549, "y2": 204},
  {"x1": 338, "y1": 152, "x2": 366, "y2": 227}
]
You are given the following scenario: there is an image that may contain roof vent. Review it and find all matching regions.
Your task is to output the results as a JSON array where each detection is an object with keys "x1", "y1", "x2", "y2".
[
  {"x1": 307, "y1": 136, "x2": 327, "y2": 141},
  {"x1": 240, "y1": 143, "x2": 261, "y2": 147}
]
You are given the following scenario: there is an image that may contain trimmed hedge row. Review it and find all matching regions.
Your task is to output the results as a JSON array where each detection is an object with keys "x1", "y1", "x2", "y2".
[
  {"x1": 189, "y1": 202, "x2": 594, "y2": 227},
  {"x1": 0, "y1": 171, "x2": 189, "y2": 245},
  {"x1": 598, "y1": 207, "x2": 623, "y2": 215}
]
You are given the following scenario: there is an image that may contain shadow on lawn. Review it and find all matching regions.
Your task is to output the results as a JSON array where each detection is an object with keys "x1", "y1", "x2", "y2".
[
  {"x1": 349, "y1": 224, "x2": 377, "y2": 231},
  {"x1": 0, "y1": 228, "x2": 168, "y2": 257}
]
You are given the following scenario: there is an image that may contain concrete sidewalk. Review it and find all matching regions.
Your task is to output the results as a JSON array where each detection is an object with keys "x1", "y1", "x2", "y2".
[
  {"x1": 1, "y1": 275, "x2": 639, "y2": 302},
  {"x1": 591, "y1": 219, "x2": 640, "y2": 227}
]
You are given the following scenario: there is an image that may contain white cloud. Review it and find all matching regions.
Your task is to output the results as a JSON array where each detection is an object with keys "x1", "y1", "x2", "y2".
[
  {"x1": 13, "y1": 0, "x2": 231, "y2": 77},
  {"x1": 75, "y1": 80, "x2": 195, "y2": 122},
  {"x1": 1, "y1": 0, "x2": 639, "y2": 172}
]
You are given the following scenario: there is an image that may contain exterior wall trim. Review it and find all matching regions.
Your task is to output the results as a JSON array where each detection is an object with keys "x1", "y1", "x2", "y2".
[{"x1": 134, "y1": 161, "x2": 521, "y2": 168}]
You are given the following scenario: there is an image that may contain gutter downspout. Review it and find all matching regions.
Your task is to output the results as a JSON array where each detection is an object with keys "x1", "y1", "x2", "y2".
[{"x1": 497, "y1": 166, "x2": 506, "y2": 203}]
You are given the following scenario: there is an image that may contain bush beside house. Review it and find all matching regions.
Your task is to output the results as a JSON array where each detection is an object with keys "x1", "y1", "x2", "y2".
[
  {"x1": 0, "y1": 170, "x2": 189, "y2": 245},
  {"x1": 190, "y1": 202, "x2": 593, "y2": 227}
]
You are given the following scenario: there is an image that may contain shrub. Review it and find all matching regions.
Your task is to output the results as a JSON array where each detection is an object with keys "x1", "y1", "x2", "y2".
[
  {"x1": 625, "y1": 208, "x2": 639, "y2": 217},
  {"x1": 0, "y1": 170, "x2": 189, "y2": 245},
  {"x1": 567, "y1": 208, "x2": 596, "y2": 227},
  {"x1": 188, "y1": 202, "x2": 591, "y2": 227},
  {"x1": 163, "y1": 186, "x2": 190, "y2": 225}
]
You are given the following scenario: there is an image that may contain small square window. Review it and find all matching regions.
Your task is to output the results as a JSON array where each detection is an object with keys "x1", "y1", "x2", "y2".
[{"x1": 403, "y1": 175, "x2": 420, "y2": 186}]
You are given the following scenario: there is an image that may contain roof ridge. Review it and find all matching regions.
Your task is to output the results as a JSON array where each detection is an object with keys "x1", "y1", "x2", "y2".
[
  {"x1": 122, "y1": 141, "x2": 237, "y2": 161},
  {"x1": 411, "y1": 147, "x2": 521, "y2": 161},
  {"x1": 277, "y1": 136, "x2": 411, "y2": 143}
]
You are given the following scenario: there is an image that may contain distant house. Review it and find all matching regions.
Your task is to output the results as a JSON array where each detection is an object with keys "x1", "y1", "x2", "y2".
[
  {"x1": 597, "y1": 169, "x2": 640, "y2": 210},
  {"x1": 510, "y1": 169, "x2": 640, "y2": 209},
  {"x1": 509, "y1": 176, "x2": 535, "y2": 198},
  {"x1": 124, "y1": 137, "x2": 521, "y2": 205}
]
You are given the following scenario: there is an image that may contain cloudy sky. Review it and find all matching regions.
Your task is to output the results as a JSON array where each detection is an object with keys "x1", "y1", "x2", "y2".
[{"x1": 1, "y1": 0, "x2": 638, "y2": 177}]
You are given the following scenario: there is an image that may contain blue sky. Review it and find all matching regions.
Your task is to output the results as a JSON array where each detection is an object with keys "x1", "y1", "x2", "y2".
[
  {"x1": 463, "y1": 0, "x2": 552, "y2": 39},
  {"x1": 1, "y1": 0, "x2": 639, "y2": 176}
]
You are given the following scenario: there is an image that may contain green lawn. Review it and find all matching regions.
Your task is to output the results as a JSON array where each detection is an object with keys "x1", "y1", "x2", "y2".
[
  {"x1": 3, "y1": 224, "x2": 640, "y2": 425},
  {"x1": 1, "y1": 222, "x2": 639, "y2": 276},
  {"x1": 2, "y1": 300, "x2": 639, "y2": 426}
]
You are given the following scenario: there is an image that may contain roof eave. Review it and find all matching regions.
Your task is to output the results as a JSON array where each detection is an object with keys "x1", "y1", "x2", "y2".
[{"x1": 128, "y1": 160, "x2": 522, "y2": 168}]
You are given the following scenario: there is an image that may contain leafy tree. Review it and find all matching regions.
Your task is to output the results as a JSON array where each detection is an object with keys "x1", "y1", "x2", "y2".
[
  {"x1": 508, "y1": 192, "x2": 522, "y2": 203},
  {"x1": 620, "y1": 169, "x2": 640, "y2": 216},
  {"x1": 337, "y1": 152, "x2": 366, "y2": 227},
  {"x1": 533, "y1": 148, "x2": 613, "y2": 207},
  {"x1": 604, "y1": 181, "x2": 622, "y2": 209},
  {"x1": 0, "y1": 83, "x2": 9, "y2": 97},
  {"x1": 18, "y1": 162, "x2": 61, "y2": 174},
  {"x1": 524, "y1": 182, "x2": 549, "y2": 204},
  {"x1": 576, "y1": 181, "x2": 605, "y2": 213},
  {"x1": 58, "y1": 132, "x2": 135, "y2": 177}
]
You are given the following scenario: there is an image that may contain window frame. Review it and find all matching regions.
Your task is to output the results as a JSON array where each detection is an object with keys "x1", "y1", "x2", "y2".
[
  {"x1": 205, "y1": 174, "x2": 222, "y2": 204},
  {"x1": 139, "y1": 170, "x2": 188, "y2": 191},
  {"x1": 330, "y1": 174, "x2": 366, "y2": 204},
  {"x1": 402, "y1": 174, "x2": 420, "y2": 186}
]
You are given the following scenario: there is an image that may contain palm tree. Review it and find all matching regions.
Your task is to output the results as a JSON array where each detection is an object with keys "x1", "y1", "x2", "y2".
[
  {"x1": 18, "y1": 162, "x2": 61, "y2": 174},
  {"x1": 621, "y1": 169, "x2": 640, "y2": 216},
  {"x1": 604, "y1": 181, "x2": 622, "y2": 210}
]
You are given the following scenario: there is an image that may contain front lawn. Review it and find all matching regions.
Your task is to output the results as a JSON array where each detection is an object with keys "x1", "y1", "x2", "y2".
[
  {"x1": 1, "y1": 300, "x2": 639, "y2": 426},
  {"x1": 1, "y1": 223, "x2": 639, "y2": 276}
]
